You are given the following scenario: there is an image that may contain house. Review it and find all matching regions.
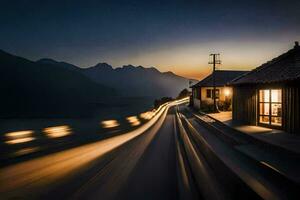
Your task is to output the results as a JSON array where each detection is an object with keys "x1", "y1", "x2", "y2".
[
  {"x1": 230, "y1": 42, "x2": 300, "y2": 134},
  {"x1": 190, "y1": 70, "x2": 248, "y2": 110}
]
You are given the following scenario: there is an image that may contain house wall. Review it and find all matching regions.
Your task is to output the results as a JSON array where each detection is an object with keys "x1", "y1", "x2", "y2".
[
  {"x1": 193, "y1": 98, "x2": 201, "y2": 109},
  {"x1": 201, "y1": 86, "x2": 232, "y2": 103},
  {"x1": 282, "y1": 84, "x2": 300, "y2": 134},
  {"x1": 192, "y1": 87, "x2": 201, "y2": 100},
  {"x1": 192, "y1": 87, "x2": 201, "y2": 109},
  {"x1": 192, "y1": 86, "x2": 233, "y2": 110},
  {"x1": 233, "y1": 83, "x2": 300, "y2": 134},
  {"x1": 232, "y1": 86, "x2": 257, "y2": 125}
]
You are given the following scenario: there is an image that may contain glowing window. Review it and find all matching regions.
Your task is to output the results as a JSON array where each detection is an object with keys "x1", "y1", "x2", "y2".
[{"x1": 259, "y1": 89, "x2": 282, "y2": 126}]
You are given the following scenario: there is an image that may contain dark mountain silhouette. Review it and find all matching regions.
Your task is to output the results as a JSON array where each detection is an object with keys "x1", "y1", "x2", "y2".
[
  {"x1": 37, "y1": 58, "x2": 82, "y2": 72},
  {"x1": 0, "y1": 50, "x2": 115, "y2": 117},
  {"x1": 36, "y1": 59, "x2": 197, "y2": 99},
  {"x1": 1, "y1": 50, "x2": 196, "y2": 117},
  {"x1": 83, "y1": 63, "x2": 196, "y2": 98}
]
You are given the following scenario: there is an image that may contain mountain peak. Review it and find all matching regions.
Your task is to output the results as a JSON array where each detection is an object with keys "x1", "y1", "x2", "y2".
[
  {"x1": 136, "y1": 65, "x2": 145, "y2": 70},
  {"x1": 163, "y1": 71, "x2": 175, "y2": 76},
  {"x1": 123, "y1": 64, "x2": 136, "y2": 70},
  {"x1": 93, "y1": 63, "x2": 113, "y2": 70},
  {"x1": 148, "y1": 67, "x2": 160, "y2": 73}
]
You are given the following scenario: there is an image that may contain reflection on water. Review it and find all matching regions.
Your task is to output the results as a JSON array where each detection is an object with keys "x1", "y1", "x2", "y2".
[
  {"x1": 13, "y1": 147, "x2": 40, "y2": 156},
  {"x1": 44, "y1": 125, "x2": 71, "y2": 138},
  {"x1": 101, "y1": 120, "x2": 120, "y2": 128},
  {"x1": 6, "y1": 130, "x2": 33, "y2": 138},
  {"x1": 5, "y1": 130, "x2": 35, "y2": 144},
  {"x1": 126, "y1": 116, "x2": 141, "y2": 126},
  {"x1": 6, "y1": 137, "x2": 35, "y2": 145}
]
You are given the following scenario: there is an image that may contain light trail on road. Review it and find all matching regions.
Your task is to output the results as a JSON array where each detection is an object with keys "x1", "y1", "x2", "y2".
[
  {"x1": 0, "y1": 99, "x2": 190, "y2": 199},
  {"x1": 1, "y1": 98, "x2": 298, "y2": 200}
]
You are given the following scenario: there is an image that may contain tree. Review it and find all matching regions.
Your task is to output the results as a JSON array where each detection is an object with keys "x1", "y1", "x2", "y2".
[
  {"x1": 177, "y1": 88, "x2": 191, "y2": 99},
  {"x1": 154, "y1": 97, "x2": 173, "y2": 108}
]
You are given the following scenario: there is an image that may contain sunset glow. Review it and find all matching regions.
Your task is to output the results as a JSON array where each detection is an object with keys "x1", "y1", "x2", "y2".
[
  {"x1": 0, "y1": 1, "x2": 299, "y2": 199},
  {"x1": 1, "y1": 1, "x2": 298, "y2": 80}
]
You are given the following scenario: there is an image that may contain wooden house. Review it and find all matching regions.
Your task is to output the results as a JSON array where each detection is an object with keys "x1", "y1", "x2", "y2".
[
  {"x1": 190, "y1": 70, "x2": 248, "y2": 110},
  {"x1": 230, "y1": 42, "x2": 300, "y2": 134}
]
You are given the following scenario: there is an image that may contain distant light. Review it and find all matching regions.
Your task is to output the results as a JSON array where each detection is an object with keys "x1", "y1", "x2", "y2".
[
  {"x1": 0, "y1": 101, "x2": 169, "y2": 193},
  {"x1": 101, "y1": 120, "x2": 120, "y2": 128},
  {"x1": 6, "y1": 137, "x2": 35, "y2": 144},
  {"x1": 44, "y1": 125, "x2": 71, "y2": 138},
  {"x1": 140, "y1": 111, "x2": 154, "y2": 120},
  {"x1": 224, "y1": 88, "x2": 231, "y2": 97},
  {"x1": 6, "y1": 130, "x2": 33, "y2": 138},
  {"x1": 126, "y1": 116, "x2": 141, "y2": 126},
  {"x1": 5, "y1": 130, "x2": 35, "y2": 144}
]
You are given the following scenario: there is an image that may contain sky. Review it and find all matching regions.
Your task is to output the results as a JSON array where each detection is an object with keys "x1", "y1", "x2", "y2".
[{"x1": 0, "y1": 0, "x2": 299, "y2": 79}]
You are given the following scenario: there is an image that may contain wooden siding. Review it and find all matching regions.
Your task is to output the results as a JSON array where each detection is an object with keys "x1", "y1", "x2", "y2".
[
  {"x1": 283, "y1": 86, "x2": 300, "y2": 134},
  {"x1": 233, "y1": 83, "x2": 300, "y2": 134},
  {"x1": 232, "y1": 86, "x2": 257, "y2": 125},
  {"x1": 192, "y1": 87, "x2": 201, "y2": 100}
]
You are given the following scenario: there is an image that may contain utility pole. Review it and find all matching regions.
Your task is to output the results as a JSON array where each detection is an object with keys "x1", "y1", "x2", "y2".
[
  {"x1": 189, "y1": 79, "x2": 193, "y2": 87},
  {"x1": 208, "y1": 53, "x2": 221, "y2": 112}
]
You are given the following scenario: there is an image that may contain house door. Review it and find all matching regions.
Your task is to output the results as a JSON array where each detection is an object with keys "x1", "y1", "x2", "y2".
[{"x1": 258, "y1": 89, "x2": 282, "y2": 127}]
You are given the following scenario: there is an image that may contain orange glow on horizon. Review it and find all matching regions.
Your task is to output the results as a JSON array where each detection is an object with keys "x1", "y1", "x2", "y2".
[
  {"x1": 113, "y1": 40, "x2": 290, "y2": 80},
  {"x1": 173, "y1": 65, "x2": 254, "y2": 80}
]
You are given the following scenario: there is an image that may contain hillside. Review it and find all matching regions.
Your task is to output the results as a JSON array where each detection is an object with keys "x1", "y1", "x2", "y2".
[
  {"x1": 37, "y1": 60, "x2": 197, "y2": 99},
  {"x1": 0, "y1": 50, "x2": 115, "y2": 117},
  {"x1": 59, "y1": 63, "x2": 196, "y2": 98},
  {"x1": 37, "y1": 59, "x2": 196, "y2": 99},
  {"x1": 1, "y1": 50, "x2": 196, "y2": 117},
  {"x1": 83, "y1": 63, "x2": 193, "y2": 98}
]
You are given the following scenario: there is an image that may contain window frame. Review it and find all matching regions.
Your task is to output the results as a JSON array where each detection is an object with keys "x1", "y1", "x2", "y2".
[
  {"x1": 206, "y1": 89, "x2": 212, "y2": 98},
  {"x1": 258, "y1": 89, "x2": 282, "y2": 127}
]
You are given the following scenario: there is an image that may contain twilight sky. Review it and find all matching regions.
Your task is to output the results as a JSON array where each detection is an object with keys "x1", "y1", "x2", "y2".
[{"x1": 1, "y1": 0, "x2": 299, "y2": 79}]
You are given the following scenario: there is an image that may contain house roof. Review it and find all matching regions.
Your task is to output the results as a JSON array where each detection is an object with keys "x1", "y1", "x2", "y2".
[
  {"x1": 191, "y1": 70, "x2": 248, "y2": 88},
  {"x1": 231, "y1": 42, "x2": 300, "y2": 85}
]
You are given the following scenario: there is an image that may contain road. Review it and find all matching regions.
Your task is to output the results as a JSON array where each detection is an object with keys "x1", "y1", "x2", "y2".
[
  {"x1": 0, "y1": 100, "x2": 299, "y2": 200},
  {"x1": 118, "y1": 108, "x2": 178, "y2": 200},
  {"x1": 0, "y1": 101, "x2": 181, "y2": 200}
]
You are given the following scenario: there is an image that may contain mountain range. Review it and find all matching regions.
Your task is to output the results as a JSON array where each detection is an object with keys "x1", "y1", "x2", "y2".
[
  {"x1": 37, "y1": 59, "x2": 196, "y2": 98},
  {"x1": 0, "y1": 50, "x2": 114, "y2": 117},
  {"x1": 0, "y1": 49, "x2": 196, "y2": 117}
]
